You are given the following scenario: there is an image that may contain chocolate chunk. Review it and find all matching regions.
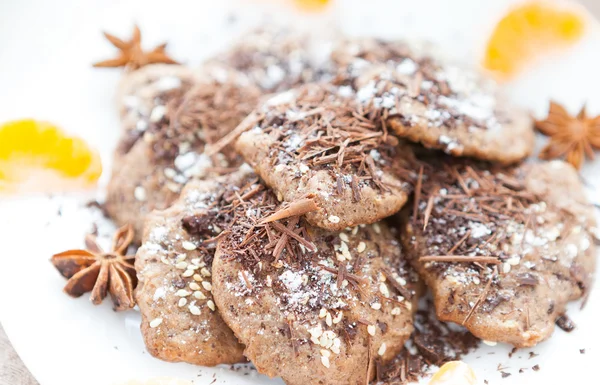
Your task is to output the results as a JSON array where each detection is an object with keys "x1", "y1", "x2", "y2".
[
  {"x1": 182, "y1": 213, "x2": 215, "y2": 237},
  {"x1": 555, "y1": 314, "x2": 576, "y2": 332},
  {"x1": 414, "y1": 334, "x2": 447, "y2": 363}
]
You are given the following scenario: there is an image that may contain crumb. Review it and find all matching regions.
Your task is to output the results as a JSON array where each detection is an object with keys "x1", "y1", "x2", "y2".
[
  {"x1": 501, "y1": 371, "x2": 511, "y2": 378},
  {"x1": 580, "y1": 349, "x2": 585, "y2": 354},
  {"x1": 532, "y1": 365, "x2": 540, "y2": 372},
  {"x1": 528, "y1": 351, "x2": 539, "y2": 359}
]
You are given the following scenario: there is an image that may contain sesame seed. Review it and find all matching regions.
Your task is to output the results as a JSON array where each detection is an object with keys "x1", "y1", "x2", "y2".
[
  {"x1": 207, "y1": 300, "x2": 216, "y2": 311},
  {"x1": 194, "y1": 291, "x2": 206, "y2": 300},
  {"x1": 378, "y1": 343, "x2": 387, "y2": 356},
  {"x1": 308, "y1": 325, "x2": 323, "y2": 338},
  {"x1": 332, "y1": 338, "x2": 341, "y2": 354},
  {"x1": 482, "y1": 340, "x2": 497, "y2": 346},
  {"x1": 357, "y1": 242, "x2": 366, "y2": 253},
  {"x1": 134, "y1": 186, "x2": 147, "y2": 201},
  {"x1": 202, "y1": 281, "x2": 212, "y2": 291},
  {"x1": 367, "y1": 325, "x2": 376, "y2": 336},
  {"x1": 190, "y1": 258, "x2": 201, "y2": 265},
  {"x1": 189, "y1": 282, "x2": 201, "y2": 291},
  {"x1": 339, "y1": 233, "x2": 350, "y2": 242},
  {"x1": 182, "y1": 241, "x2": 197, "y2": 251},
  {"x1": 319, "y1": 308, "x2": 327, "y2": 318},
  {"x1": 175, "y1": 261, "x2": 188, "y2": 270},
  {"x1": 371, "y1": 303, "x2": 382, "y2": 310},
  {"x1": 178, "y1": 298, "x2": 187, "y2": 307},
  {"x1": 193, "y1": 274, "x2": 202, "y2": 281},
  {"x1": 405, "y1": 302, "x2": 413, "y2": 311},
  {"x1": 176, "y1": 254, "x2": 187, "y2": 262},
  {"x1": 266, "y1": 275, "x2": 273, "y2": 287},
  {"x1": 301, "y1": 274, "x2": 309, "y2": 285},
  {"x1": 321, "y1": 355, "x2": 330, "y2": 368},
  {"x1": 328, "y1": 215, "x2": 340, "y2": 224},
  {"x1": 200, "y1": 267, "x2": 211, "y2": 277},
  {"x1": 320, "y1": 349, "x2": 331, "y2": 358},
  {"x1": 189, "y1": 305, "x2": 201, "y2": 315},
  {"x1": 391, "y1": 307, "x2": 401, "y2": 316},
  {"x1": 163, "y1": 168, "x2": 177, "y2": 179},
  {"x1": 176, "y1": 289, "x2": 191, "y2": 297},
  {"x1": 277, "y1": 191, "x2": 284, "y2": 201},
  {"x1": 351, "y1": 227, "x2": 359, "y2": 235},
  {"x1": 182, "y1": 269, "x2": 194, "y2": 277},
  {"x1": 503, "y1": 262, "x2": 511, "y2": 274},
  {"x1": 326, "y1": 312, "x2": 333, "y2": 327},
  {"x1": 149, "y1": 318, "x2": 163, "y2": 328},
  {"x1": 379, "y1": 283, "x2": 390, "y2": 298},
  {"x1": 332, "y1": 311, "x2": 343, "y2": 324},
  {"x1": 372, "y1": 223, "x2": 381, "y2": 234},
  {"x1": 299, "y1": 164, "x2": 310, "y2": 174},
  {"x1": 507, "y1": 256, "x2": 520, "y2": 266}
]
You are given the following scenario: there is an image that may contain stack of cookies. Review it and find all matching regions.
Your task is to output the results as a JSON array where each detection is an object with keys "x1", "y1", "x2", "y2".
[{"x1": 105, "y1": 28, "x2": 597, "y2": 385}]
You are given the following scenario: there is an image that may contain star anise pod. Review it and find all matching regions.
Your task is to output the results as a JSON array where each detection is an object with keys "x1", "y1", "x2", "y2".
[
  {"x1": 93, "y1": 25, "x2": 179, "y2": 70},
  {"x1": 535, "y1": 101, "x2": 600, "y2": 169},
  {"x1": 51, "y1": 224, "x2": 137, "y2": 311}
]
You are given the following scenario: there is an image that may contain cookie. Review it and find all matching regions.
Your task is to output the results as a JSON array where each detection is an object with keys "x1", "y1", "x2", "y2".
[
  {"x1": 105, "y1": 67, "x2": 262, "y2": 242},
  {"x1": 333, "y1": 38, "x2": 534, "y2": 164},
  {"x1": 211, "y1": 181, "x2": 419, "y2": 385},
  {"x1": 135, "y1": 167, "x2": 255, "y2": 365},
  {"x1": 400, "y1": 158, "x2": 597, "y2": 347},
  {"x1": 235, "y1": 82, "x2": 417, "y2": 231},
  {"x1": 116, "y1": 64, "x2": 200, "y2": 155}
]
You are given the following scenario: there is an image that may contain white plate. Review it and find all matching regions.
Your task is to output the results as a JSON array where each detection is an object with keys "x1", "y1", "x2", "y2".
[{"x1": 0, "y1": 1, "x2": 599, "y2": 384}]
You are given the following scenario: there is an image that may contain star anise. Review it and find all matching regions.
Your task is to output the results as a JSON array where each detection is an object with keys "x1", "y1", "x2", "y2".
[
  {"x1": 535, "y1": 101, "x2": 600, "y2": 169},
  {"x1": 51, "y1": 225, "x2": 137, "y2": 311},
  {"x1": 93, "y1": 25, "x2": 179, "y2": 70}
]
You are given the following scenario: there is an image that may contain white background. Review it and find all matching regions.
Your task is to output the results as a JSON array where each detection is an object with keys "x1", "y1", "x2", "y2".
[{"x1": 0, "y1": 1, "x2": 599, "y2": 385}]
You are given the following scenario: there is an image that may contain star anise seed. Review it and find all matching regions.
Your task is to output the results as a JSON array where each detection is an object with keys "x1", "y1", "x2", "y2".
[
  {"x1": 51, "y1": 224, "x2": 137, "y2": 311},
  {"x1": 535, "y1": 101, "x2": 600, "y2": 169},
  {"x1": 93, "y1": 25, "x2": 179, "y2": 70}
]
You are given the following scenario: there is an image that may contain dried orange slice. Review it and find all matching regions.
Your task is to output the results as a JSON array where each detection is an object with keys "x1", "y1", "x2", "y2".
[
  {"x1": 293, "y1": 0, "x2": 331, "y2": 12},
  {"x1": 0, "y1": 120, "x2": 102, "y2": 194},
  {"x1": 429, "y1": 361, "x2": 477, "y2": 385},
  {"x1": 484, "y1": 1, "x2": 585, "y2": 79}
]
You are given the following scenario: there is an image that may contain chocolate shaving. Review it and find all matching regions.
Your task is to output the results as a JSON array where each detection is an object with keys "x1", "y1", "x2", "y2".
[{"x1": 259, "y1": 197, "x2": 319, "y2": 224}]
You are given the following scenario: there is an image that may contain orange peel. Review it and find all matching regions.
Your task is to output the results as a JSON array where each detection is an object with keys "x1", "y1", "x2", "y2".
[
  {"x1": 0, "y1": 119, "x2": 102, "y2": 193},
  {"x1": 484, "y1": 1, "x2": 585, "y2": 79}
]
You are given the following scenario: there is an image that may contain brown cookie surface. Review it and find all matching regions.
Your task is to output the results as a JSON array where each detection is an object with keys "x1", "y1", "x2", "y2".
[
  {"x1": 333, "y1": 38, "x2": 534, "y2": 164},
  {"x1": 135, "y1": 167, "x2": 255, "y2": 365},
  {"x1": 235, "y1": 82, "x2": 417, "y2": 231},
  {"x1": 106, "y1": 67, "x2": 261, "y2": 241},
  {"x1": 400, "y1": 158, "x2": 597, "y2": 347},
  {"x1": 211, "y1": 180, "x2": 419, "y2": 385}
]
